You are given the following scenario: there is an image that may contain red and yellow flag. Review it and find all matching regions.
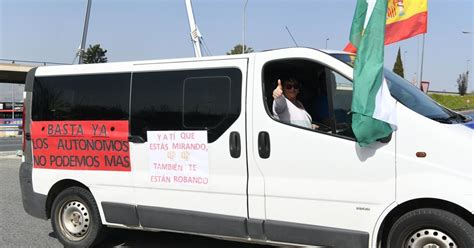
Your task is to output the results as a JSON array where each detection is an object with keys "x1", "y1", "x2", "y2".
[{"x1": 344, "y1": 0, "x2": 427, "y2": 53}]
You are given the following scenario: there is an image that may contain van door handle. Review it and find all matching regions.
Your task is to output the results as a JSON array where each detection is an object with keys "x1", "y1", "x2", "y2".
[
  {"x1": 229, "y1": 132, "x2": 241, "y2": 158},
  {"x1": 258, "y1": 131, "x2": 270, "y2": 159},
  {"x1": 128, "y1": 135, "x2": 145, "y2": 144}
]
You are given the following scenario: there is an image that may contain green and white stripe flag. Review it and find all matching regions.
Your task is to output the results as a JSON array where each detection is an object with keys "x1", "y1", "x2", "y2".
[{"x1": 349, "y1": 0, "x2": 397, "y2": 146}]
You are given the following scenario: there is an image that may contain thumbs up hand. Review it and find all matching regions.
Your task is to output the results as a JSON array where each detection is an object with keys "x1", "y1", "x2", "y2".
[{"x1": 272, "y1": 79, "x2": 283, "y2": 99}]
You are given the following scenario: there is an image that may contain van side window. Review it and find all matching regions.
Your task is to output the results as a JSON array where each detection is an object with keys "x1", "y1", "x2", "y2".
[
  {"x1": 183, "y1": 76, "x2": 231, "y2": 128},
  {"x1": 130, "y1": 68, "x2": 241, "y2": 143},
  {"x1": 262, "y1": 59, "x2": 355, "y2": 140},
  {"x1": 325, "y1": 69, "x2": 355, "y2": 138},
  {"x1": 32, "y1": 73, "x2": 131, "y2": 121}
]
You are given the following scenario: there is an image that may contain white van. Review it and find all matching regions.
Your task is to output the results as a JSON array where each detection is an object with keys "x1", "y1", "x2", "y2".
[{"x1": 20, "y1": 47, "x2": 473, "y2": 248}]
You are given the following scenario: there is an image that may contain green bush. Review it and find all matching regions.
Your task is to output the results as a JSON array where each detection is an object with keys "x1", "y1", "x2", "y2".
[{"x1": 429, "y1": 93, "x2": 474, "y2": 111}]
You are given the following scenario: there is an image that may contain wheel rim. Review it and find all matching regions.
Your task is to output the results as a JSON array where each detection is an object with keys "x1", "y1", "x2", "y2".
[
  {"x1": 58, "y1": 200, "x2": 91, "y2": 241},
  {"x1": 404, "y1": 228, "x2": 457, "y2": 248}
]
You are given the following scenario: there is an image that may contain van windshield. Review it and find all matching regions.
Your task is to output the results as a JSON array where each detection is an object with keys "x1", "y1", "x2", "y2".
[
  {"x1": 384, "y1": 69, "x2": 469, "y2": 124},
  {"x1": 331, "y1": 53, "x2": 355, "y2": 66},
  {"x1": 329, "y1": 52, "x2": 470, "y2": 124}
]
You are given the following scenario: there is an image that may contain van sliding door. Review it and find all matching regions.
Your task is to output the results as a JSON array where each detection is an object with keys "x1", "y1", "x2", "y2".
[{"x1": 129, "y1": 59, "x2": 250, "y2": 238}]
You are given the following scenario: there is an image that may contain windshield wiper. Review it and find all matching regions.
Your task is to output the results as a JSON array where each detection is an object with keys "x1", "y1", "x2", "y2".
[
  {"x1": 430, "y1": 117, "x2": 454, "y2": 124},
  {"x1": 460, "y1": 114, "x2": 473, "y2": 123},
  {"x1": 431, "y1": 113, "x2": 470, "y2": 124},
  {"x1": 448, "y1": 111, "x2": 473, "y2": 123}
]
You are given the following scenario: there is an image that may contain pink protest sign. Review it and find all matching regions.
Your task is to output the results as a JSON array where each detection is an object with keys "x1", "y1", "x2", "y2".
[{"x1": 147, "y1": 131, "x2": 209, "y2": 186}]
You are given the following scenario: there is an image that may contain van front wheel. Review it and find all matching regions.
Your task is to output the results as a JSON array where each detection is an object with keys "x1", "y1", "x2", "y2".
[
  {"x1": 386, "y1": 208, "x2": 473, "y2": 248},
  {"x1": 51, "y1": 187, "x2": 104, "y2": 248}
]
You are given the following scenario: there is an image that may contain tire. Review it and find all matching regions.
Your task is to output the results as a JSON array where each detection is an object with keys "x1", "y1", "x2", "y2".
[
  {"x1": 386, "y1": 208, "x2": 473, "y2": 248},
  {"x1": 51, "y1": 187, "x2": 105, "y2": 248}
]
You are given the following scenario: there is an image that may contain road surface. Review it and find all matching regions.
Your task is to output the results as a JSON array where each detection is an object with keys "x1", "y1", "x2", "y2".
[{"x1": 0, "y1": 136, "x2": 21, "y2": 152}]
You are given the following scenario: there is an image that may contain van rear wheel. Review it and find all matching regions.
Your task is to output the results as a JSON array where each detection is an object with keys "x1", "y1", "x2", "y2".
[
  {"x1": 386, "y1": 208, "x2": 473, "y2": 248},
  {"x1": 51, "y1": 187, "x2": 104, "y2": 248}
]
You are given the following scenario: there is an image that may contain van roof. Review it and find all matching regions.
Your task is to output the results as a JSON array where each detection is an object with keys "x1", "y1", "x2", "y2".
[{"x1": 34, "y1": 47, "x2": 342, "y2": 76}]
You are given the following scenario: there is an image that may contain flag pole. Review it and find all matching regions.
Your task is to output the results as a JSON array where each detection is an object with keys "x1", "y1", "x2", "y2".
[
  {"x1": 419, "y1": 34, "x2": 426, "y2": 89},
  {"x1": 416, "y1": 36, "x2": 420, "y2": 86}
]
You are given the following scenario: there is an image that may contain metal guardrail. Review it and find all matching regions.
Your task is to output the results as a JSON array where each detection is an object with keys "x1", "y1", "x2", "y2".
[
  {"x1": 0, "y1": 125, "x2": 21, "y2": 131},
  {"x1": 0, "y1": 58, "x2": 70, "y2": 66},
  {"x1": 428, "y1": 90, "x2": 461, "y2": 95},
  {"x1": 0, "y1": 125, "x2": 21, "y2": 138}
]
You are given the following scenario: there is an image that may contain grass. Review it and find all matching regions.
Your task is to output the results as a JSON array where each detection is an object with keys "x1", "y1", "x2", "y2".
[{"x1": 429, "y1": 93, "x2": 474, "y2": 111}]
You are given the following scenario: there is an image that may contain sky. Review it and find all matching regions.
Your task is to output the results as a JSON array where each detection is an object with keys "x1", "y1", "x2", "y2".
[{"x1": 0, "y1": 0, "x2": 473, "y2": 101}]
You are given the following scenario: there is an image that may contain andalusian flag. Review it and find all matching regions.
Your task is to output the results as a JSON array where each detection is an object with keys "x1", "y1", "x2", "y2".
[
  {"x1": 350, "y1": 0, "x2": 397, "y2": 146},
  {"x1": 344, "y1": 0, "x2": 428, "y2": 52}
]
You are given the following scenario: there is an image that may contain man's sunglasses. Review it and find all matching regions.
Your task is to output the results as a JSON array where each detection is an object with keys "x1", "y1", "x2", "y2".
[{"x1": 285, "y1": 84, "x2": 299, "y2": 90}]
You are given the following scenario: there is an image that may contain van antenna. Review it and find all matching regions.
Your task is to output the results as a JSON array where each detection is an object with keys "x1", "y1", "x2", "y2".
[
  {"x1": 185, "y1": 0, "x2": 203, "y2": 57},
  {"x1": 285, "y1": 26, "x2": 299, "y2": 47}
]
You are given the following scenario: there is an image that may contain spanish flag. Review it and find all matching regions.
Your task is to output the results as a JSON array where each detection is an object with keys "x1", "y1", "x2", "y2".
[{"x1": 344, "y1": 0, "x2": 428, "y2": 53}]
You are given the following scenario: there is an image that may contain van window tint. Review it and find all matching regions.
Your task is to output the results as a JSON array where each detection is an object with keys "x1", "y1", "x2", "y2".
[
  {"x1": 183, "y1": 76, "x2": 231, "y2": 128},
  {"x1": 131, "y1": 68, "x2": 241, "y2": 143},
  {"x1": 32, "y1": 73, "x2": 131, "y2": 121}
]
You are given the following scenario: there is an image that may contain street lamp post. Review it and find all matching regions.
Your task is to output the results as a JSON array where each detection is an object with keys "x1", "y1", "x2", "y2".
[
  {"x1": 461, "y1": 31, "x2": 472, "y2": 89},
  {"x1": 11, "y1": 84, "x2": 14, "y2": 121},
  {"x1": 412, "y1": 72, "x2": 417, "y2": 85},
  {"x1": 79, "y1": 0, "x2": 92, "y2": 64},
  {"x1": 325, "y1": 38, "x2": 329, "y2": 49},
  {"x1": 242, "y1": 0, "x2": 249, "y2": 54}
]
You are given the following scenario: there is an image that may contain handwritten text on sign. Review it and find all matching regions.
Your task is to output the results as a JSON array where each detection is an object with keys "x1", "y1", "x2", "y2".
[
  {"x1": 147, "y1": 131, "x2": 209, "y2": 185},
  {"x1": 31, "y1": 121, "x2": 131, "y2": 171}
]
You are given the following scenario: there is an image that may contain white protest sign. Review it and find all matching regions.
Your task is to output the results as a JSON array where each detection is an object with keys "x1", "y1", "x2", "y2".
[{"x1": 147, "y1": 131, "x2": 209, "y2": 186}]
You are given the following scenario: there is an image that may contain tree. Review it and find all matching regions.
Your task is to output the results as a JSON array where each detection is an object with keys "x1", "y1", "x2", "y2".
[
  {"x1": 226, "y1": 44, "x2": 254, "y2": 55},
  {"x1": 457, "y1": 71, "x2": 469, "y2": 96},
  {"x1": 392, "y1": 47, "x2": 404, "y2": 78},
  {"x1": 82, "y1": 44, "x2": 108, "y2": 64}
]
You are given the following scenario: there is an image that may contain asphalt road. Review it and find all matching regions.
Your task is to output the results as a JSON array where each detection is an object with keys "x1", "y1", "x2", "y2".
[
  {"x1": 0, "y1": 155, "x2": 275, "y2": 248},
  {"x1": 0, "y1": 155, "x2": 60, "y2": 248},
  {"x1": 0, "y1": 137, "x2": 21, "y2": 152}
]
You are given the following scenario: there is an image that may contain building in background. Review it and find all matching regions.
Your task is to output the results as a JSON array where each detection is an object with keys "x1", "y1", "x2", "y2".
[{"x1": 0, "y1": 83, "x2": 24, "y2": 126}]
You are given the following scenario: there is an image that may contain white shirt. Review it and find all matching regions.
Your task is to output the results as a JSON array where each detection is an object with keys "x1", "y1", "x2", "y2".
[{"x1": 272, "y1": 95, "x2": 312, "y2": 129}]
